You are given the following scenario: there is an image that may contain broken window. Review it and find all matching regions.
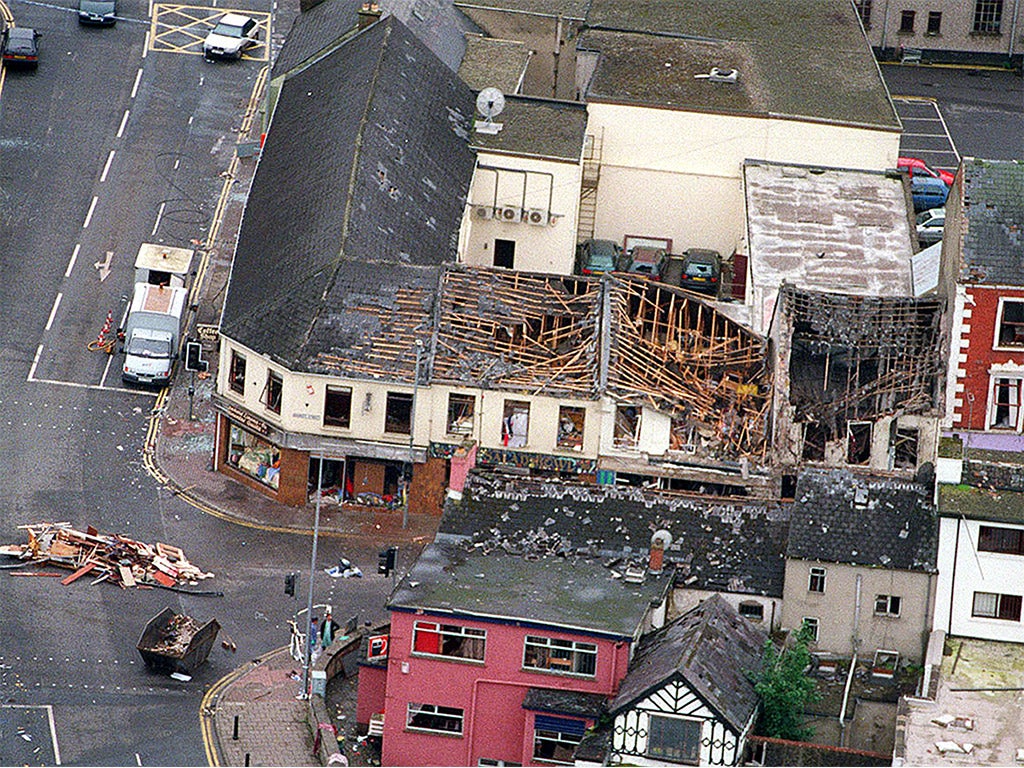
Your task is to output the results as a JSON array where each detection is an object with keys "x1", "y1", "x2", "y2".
[
  {"x1": 739, "y1": 602, "x2": 764, "y2": 621},
  {"x1": 494, "y1": 238, "x2": 515, "y2": 269},
  {"x1": 227, "y1": 424, "x2": 280, "y2": 489},
  {"x1": 978, "y1": 525, "x2": 1024, "y2": 555},
  {"x1": 534, "y1": 719, "x2": 585, "y2": 764},
  {"x1": 646, "y1": 715, "x2": 701, "y2": 764},
  {"x1": 323, "y1": 386, "x2": 352, "y2": 429},
  {"x1": 556, "y1": 406, "x2": 585, "y2": 450},
  {"x1": 229, "y1": 351, "x2": 246, "y2": 394},
  {"x1": 972, "y1": 591, "x2": 1022, "y2": 621},
  {"x1": 614, "y1": 405, "x2": 641, "y2": 449},
  {"x1": 801, "y1": 617, "x2": 820, "y2": 642},
  {"x1": 523, "y1": 636, "x2": 596, "y2": 676},
  {"x1": 891, "y1": 425, "x2": 919, "y2": 469},
  {"x1": 996, "y1": 300, "x2": 1024, "y2": 347},
  {"x1": 801, "y1": 422, "x2": 827, "y2": 461},
  {"x1": 874, "y1": 595, "x2": 902, "y2": 617},
  {"x1": 989, "y1": 377, "x2": 1022, "y2": 430},
  {"x1": 261, "y1": 370, "x2": 283, "y2": 414},
  {"x1": 384, "y1": 392, "x2": 413, "y2": 434},
  {"x1": 808, "y1": 566, "x2": 826, "y2": 593},
  {"x1": 502, "y1": 400, "x2": 530, "y2": 448},
  {"x1": 446, "y1": 393, "x2": 475, "y2": 435},
  {"x1": 412, "y1": 621, "x2": 486, "y2": 660},
  {"x1": 406, "y1": 703, "x2": 464, "y2": 734},
  {"x1": 847, "y1": 422, "x2": 872, "y2": 464}
]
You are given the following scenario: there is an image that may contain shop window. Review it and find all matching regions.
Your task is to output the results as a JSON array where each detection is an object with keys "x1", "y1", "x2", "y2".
[
  {"x1": 973, "y1": 0, "x2": 1002, "y2": 33},
  {"x1": 614, "y1": 405, "x2": 641, "y2": 448},
  {"x1": 502, "y1": 400, "x2": 529, "y2": 448},
  {"x1": 978, "y1": 525, "x2": 1024, "y2": 555},
  {"x1": 899, "y1": 9, "x2": 915, "y2": 33},
  {"x1": 447, "y1": 394, "x2": 475, "y2": 435},
  {"x1": 412, "y1": 621, "x2": 486, "y2": 661},
  {"x1": 874, "y1": 594, "x2": 902, "y2": 617},
  {"x1": 533, "y1": 717, "x2": 585, "y2": 765},
  {"x1": 972, "y1": 591, "x2": 1022, "y2": 621},
  {"x1": 646, "y1": 715, "x2": 701, "y2": 764},
  {"x1": 891, "y1": 425, "x2": 919, "y2": 469},
  {"x1": 995, "y1": 300, "x2": 1024, "y2": 347},
  {"x1": 324, "y1": 386, "x2": 352, "y2": 429},
  {"x1": 494, "y1": 239, "x2": 515, "y2": 269},
  {"x1": 227, "y1": 424, "x2": 280, "y2": 489},
  {"x1": 926, "y1": 11, "x2": 942, "y2": 34},
  {"x1": 229, "y1": 351, "x2": 246, "y2": 394},
  {"x1": 989, "y1": 377, "x2": 1022, "y2": 430},
  {"x1": 801, "y1": 422, "x2": 827, "y2": 461},
  {"x1": 847, "y1": 422, "x2": 872, "y2": 464},
  {"x1": 479, "y1": 761, "x2": 522, "y2": 767},
  {"x1": 261, "y1": 370, "x2": 283, "y2": 414},
  {"x1": 801, "y1": 617, "x2": 819, "y2": 642},
  {"x1": 406, "y1": 703, "x2": 464, "y2": 735},
  {"x1": 739, "y1": 602, "x2": 764, "y2": 622},
  {"x1": 854, "y1": 0, "x2": 872, "y2": 28},
  {"x1": 523, "y1": 636, "x2": 596, "y2": 676},
  {"x1": 808, "y1": 566, "x2": 826, "y2": 594},
  {"x1": 556, "y1": 406, "x2": 585, "y2": 450},
  {"x1": 384, "y1": 392, "x2": 413, "y2": 434}
]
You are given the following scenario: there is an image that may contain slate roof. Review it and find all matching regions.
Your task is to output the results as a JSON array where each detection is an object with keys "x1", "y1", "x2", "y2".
[
  {"x1": 388, "y1": 539, "x2": 673, "y2": 639},
  {"x1": 609, "y1": 594, "x2": 766, "y2": 734},
  {"x1": 745, "y1": 161, "x2": 914, "y2": 299},
  {"x1": 438, "y1": 473, "x2": 791, "y2": 597},
  {"x1": 522, "y1": 687, "x2": 607, "y2": 718},
  {"x1": 220, "y1": 16, "x2": 476, "y2": 377},
  {"x1": 956, "y1": 158, "x2": 1024, "y2": 286},
  {"x1": 270, "y1": 0, "x2": 360, "y2": 77},
  {"x1": 453, "y1": 0, "x2": 589, "y2": 21},
  {"x1": 459, "y1": 35, "x2": 531, "y2": 93},
  {"x1": 471, "y1": 95, "x2": 588, "y2": 162},
  {"x1": 787, "y1": 469, "x2": 938, "y2": 572},
  {"x1": 579, "y1": 0, "x2": 899, "y2": 130}
]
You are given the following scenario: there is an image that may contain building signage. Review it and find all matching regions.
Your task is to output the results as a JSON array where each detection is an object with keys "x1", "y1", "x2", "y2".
[
  {"x1": 196, "y1": 323, "x2": 220, "y2": 343},
  {"x1": 367, "y1": 634, "x2": 389, "y2": 660},
  {"x1": 226, "y1": 404, "x2": 271, "y2": 436}
]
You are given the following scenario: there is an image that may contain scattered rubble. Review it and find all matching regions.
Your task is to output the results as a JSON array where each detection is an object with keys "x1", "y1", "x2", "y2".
[{"x1": 0, "y1": 522, "x2": 213, "y2": 589}]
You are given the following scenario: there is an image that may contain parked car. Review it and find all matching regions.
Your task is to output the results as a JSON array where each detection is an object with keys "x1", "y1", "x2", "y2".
[
  {"x1": 623, "y1": 246, "x2": 666, "y2": 280},
  {"x1": 898, "y1": 156, "x2": 955, "y2": 187},
  {"x1": 911, "y1": 176, "x2": 949, "y2": 212},
  {"x1": 78, "y1": 0, "x2": 117, "y2": 25},
  {"x1": 1, "y1": 27, "x2": 40, "y2": 69},
  {"x1": 576, "y1": 238, "x2": 622, "y2": 276},
  {"x1": 915, "y1": 207, "x2": 945, "y2": 246},
  {"x1": 674, "y1": 248, "x2": 722, "y2": 296},
  {"x1": 204, "y1": 13, "x2": 259, "y2": 60}
]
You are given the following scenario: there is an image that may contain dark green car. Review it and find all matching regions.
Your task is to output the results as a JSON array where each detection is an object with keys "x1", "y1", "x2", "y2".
[{"x1": 78, "y1": 0, "x2": 117, "y2": 26}]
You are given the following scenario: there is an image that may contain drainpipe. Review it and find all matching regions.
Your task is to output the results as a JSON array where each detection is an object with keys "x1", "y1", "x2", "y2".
[
  {"x1": 839, "y1": 574, "x2": 862, "y2": 747},
  {"x1": 1009, "y1": 0, "x2": 1021, "y2": 60},
  {"x1": 947, "y1": 517, "x2": 962, "y2": 635},
  {"x1": 880, "y1": 0, "x2": 891, "y2": 52}
]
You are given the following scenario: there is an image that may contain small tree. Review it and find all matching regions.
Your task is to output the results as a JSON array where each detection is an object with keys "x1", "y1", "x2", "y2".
[{"x1": 753, "y1": 623, "x2": 820, "y2": 741}]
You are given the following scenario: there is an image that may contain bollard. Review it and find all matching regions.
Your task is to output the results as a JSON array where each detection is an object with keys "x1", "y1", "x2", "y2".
[
  {"x1": 244, "y1": 753, "x2": 250, "y2": 766},
  {"x1": 233, "y1": 715, "x2": 240, "y2": 741}
]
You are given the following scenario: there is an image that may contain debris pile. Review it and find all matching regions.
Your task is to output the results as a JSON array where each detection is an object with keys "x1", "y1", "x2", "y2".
[{"x1": 0, "y1": 522, "x2": 213, "y2": 589}]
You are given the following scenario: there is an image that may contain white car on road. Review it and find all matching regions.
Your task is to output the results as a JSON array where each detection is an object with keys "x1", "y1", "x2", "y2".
[{"x1": 204, "y1": 13, "x2": 259, "y2": 60}]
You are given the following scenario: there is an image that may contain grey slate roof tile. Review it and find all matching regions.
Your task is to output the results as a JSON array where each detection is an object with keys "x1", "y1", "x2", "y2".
[
  {"x1": 220, "y1": 16, "x2": 476, "y2": 374},
  {"x1": 438, "y1": 473, "x2": 791, "y2": 597},
  {"x1": 522, "y1": 688, "x2": 607, "y2": 718},
  {"x1": 609, "y1": 594, "x2": 766, "y2": 733},
  {"x1": 957, "y1": 158, "x2": 1024, "y2": 286},
  {"x1": 787, "y1": 469, "x2": 938, "y2": 572},
  {"x1": 271, "y1": 0, "x2": 360, "y2": 77}
]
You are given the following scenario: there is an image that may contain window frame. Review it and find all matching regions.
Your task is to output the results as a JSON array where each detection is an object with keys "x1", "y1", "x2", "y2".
[
  {"x1": 801, "y1": 617, "x2": 820, "y2": 642},
  {"x1": 446, "y1": 393, "x2": 476, "y2": 436},
  {"x1": 973, "y1": 0, "x2": 1003, "y2": 33},
  {"x1": 988, "y1": 375, "x2": 1023, "y2": 431},
  {"x1": 808, "y1": 566, "x2": 826, "y2": 594},
  {"x1": 646, "y1": 714, "x2": 702, "y2": 765},
  {"x1": 261, "y1": 369, "x2": 283, "y2": 414},
  {"x1": 405, "y1": 702, "x2": 465, "y2": 735},
  {"x1": 978, "y1": 525, "x2": 1024, "y2": 555},
  {"x1": 972, "y1": 591, "x2": 1022, "y2": 621},
  {"x1": 384, "y1": 391, "x2": 414, "y2": 435},
  {"x1": 854, "y1": 0, "x2": 872, "y2": 28},
  {"x1": 555, "y1": 406, "x2": 585, "y2": 450},
  {"x1": 323, "y1": 385, "x2": 352, "y2": 429},
  {"x1": 228, "y1": 351, "x2": 246, "y2": 394},
  {"x1": 899, "y1": 9, "x2": 915, "y2": 33},
  {"x1": 522, "y1": 635, "x2": 597, "y2": 677},
  {"x1": 874, "y1": 594, "x2": 902, "y2": 617},
  {"x1": 738, "y1": 601, "x2": 765, "y2": 622},
  {"x1": 533, "y1": 727, "x2": 583, "y2": 765},
  {"x1": 411, "y1": 620, "x2": 486, "y2": 662},
  {"x1": 993, "y1": 298, "x2": 1024, "y2": 350},
  {"x1": 502, "y1": 400, "x2": 530, "y2": 448},
  {"x1": 926, "y1": 10, "x2": 942, "y2": 34}
]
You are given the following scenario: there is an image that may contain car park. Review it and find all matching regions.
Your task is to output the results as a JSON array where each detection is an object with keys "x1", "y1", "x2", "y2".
[
  {"x1": 1, "y1": 27, "x2": 40, "y2": 69},
  {"x1": 673, "y1": 248, "x2": 722, "y2": 296},
  {"x1": 622, "y1": 246, "x2": 666, "y2": 280},
  {"x1": 576, "y1": 238, "x2": 622, "y2": 276},
  {"x1": 78, "y1": 0, "x2": 117, "y2": 26},
  {"x1": 899, "y1": 156, "x2": 955, "y2": 187},
  {"x1": 204, "y1": 13, "x2": 259, "y2": 60},
  {"x1": 910, "y1": 176, "x2": 949, "y2": 213},
  {"x1": 916, "y1": 207, "x2": 945, "y2": 246}
]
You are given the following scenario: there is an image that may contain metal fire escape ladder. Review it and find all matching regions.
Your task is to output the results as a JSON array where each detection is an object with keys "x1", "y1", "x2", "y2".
[{"x1": 577, "y1": 130, "x2": 602, "y2": 243}]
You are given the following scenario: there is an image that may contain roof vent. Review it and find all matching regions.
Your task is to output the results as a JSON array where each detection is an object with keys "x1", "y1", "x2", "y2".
[{"x1": 707, "y1": 67, "x2": 738, "y2": 83}]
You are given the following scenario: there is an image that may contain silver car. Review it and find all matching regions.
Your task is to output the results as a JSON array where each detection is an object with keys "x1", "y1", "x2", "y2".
[{"x1": 916, "y1": 207, "x2": 945, "y2": 246}]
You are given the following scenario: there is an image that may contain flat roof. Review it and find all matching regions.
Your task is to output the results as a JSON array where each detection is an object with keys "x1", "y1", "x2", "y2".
[{"x1": 471, "y1": 95, "x2": 588, "y2": 162}]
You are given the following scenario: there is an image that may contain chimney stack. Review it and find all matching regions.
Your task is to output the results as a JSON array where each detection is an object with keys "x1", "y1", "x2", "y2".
[
  {"x1": 358, "y1": 2, "x2": 382, "y2": 29},
  {"x1": 648, "y1": 530, "x2": 672, "y2": 574}
]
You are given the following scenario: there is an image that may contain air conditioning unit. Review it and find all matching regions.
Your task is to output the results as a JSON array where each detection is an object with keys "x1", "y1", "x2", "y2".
[
  {"x1": 498, "y1": 206, "x2": 522, "y2": 223},
  {"x1": 473, "y1": 205, "x2": 494, "y2": 220},
  {"x1": 525, "y1": 208, "x2": 548, "y2": 226}
]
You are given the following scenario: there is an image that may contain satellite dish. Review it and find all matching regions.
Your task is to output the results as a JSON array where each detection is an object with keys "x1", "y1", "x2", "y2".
[{"x1": 476, "y1": 87, "x2": 506, "y2": 121}]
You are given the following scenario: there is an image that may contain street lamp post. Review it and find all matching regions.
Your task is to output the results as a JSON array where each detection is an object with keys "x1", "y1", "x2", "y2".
[
  {"x1": 404, "y1": 339, "x2": 424, "y2": 530},
  {"x1": 300, "y1": 455, "x2": 324, "y2": 699}
]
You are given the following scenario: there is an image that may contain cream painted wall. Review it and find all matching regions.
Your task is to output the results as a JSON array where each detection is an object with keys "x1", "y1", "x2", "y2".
[
  {"x1": 475, "y1": 388, "x2": 602, "y2": 456},
  {"x1": 461, "y1": 153, "x2": 582, "y2": 275}
]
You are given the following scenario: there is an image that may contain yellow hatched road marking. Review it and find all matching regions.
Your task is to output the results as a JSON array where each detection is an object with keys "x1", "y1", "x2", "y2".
[{"x1": 149, "y1": 4, "x2": 270, "y2": 59}]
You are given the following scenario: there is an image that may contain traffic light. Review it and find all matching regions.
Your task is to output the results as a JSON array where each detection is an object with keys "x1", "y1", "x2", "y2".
[
  {"x1": 378, "y1": 546, "x2": 397, "y2": 576},
  {"x1": 184, "y1": 340, "x2": 208, "y2": 372},
  {"x1": 284, "y1": 572, "x2": 297, "y2": 596}
]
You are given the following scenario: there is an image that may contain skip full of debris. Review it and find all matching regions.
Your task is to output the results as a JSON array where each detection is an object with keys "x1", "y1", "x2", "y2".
[{"x1": 0, "y1": 522, "x2": 213, "y2": 589}]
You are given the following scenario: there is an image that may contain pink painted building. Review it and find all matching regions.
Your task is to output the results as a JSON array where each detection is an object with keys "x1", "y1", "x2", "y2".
[{"x1": 361, "y1": 540, "x2": 673, "y2": 767}]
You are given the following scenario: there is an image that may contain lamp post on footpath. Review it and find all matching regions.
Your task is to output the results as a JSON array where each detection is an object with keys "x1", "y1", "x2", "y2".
[
  {"x1": 300, "y1": 454, "x2": 324, "y2": 699},
  {"x1": 404, "y1": 339, "x2": 424, "y2": 530}
]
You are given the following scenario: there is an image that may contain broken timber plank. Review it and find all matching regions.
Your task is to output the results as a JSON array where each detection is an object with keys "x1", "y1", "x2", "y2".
[
  {"x1": 152, "y1": 570, "x2": 176, "y2": 588},
  {"x1": 61, "y1": 562, "x2": 97, "y2": 586},
  {"x1": 119, "y1": 565, "x2": 137, "y2": 587}
]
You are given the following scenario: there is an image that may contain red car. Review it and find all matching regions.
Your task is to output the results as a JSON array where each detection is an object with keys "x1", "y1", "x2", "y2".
[{"x1": 898, "y1": 156, "x2": 955, "y2": 187}]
